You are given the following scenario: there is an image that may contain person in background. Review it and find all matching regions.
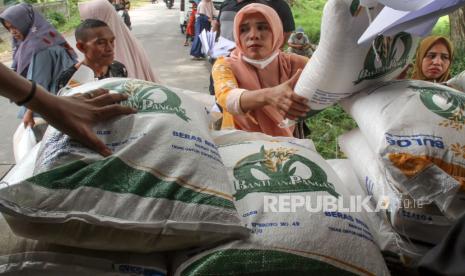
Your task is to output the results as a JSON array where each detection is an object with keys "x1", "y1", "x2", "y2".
[
  {"x1": 208, "y1": 0, "x2": 295, "y2": 96},
  {"x1": 0, "y1": 63, "x2": 136, "y2": 157},
  {"x1": 0, "y1": 3, "x2": 78, "y2": 129},
  {"x1": 113, "y1": 0, "x2": 131, "y2": 30},
  {"x1": 79, "y1": 0, "x2": 159, "y2": 83},
  {"x1": 184, "y1": 1, "x2": 198, "y2": 46},
  {"x1": 287, "y1": 27, "x2": 314, "y2": 58},
  {"x1": 412, "y1": 35, "x2": 453, "y2": 83},
  {"x1": 212, "y1": 0, "x2": 295, "y2": 47},
  {"x1": 56, "y1": 19, "x2": 128, "y2": 91},
  {"x1": 190, "y1": 0, "x2": 217, "y2": 59},
  {"x1": 212, "y1": 3, "x2": 309, "y2": 137}
]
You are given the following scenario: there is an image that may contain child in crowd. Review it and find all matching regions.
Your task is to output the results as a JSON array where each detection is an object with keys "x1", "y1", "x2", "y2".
[{"x1": 184, "y1": 2, "x2": 197, "y2": 46}]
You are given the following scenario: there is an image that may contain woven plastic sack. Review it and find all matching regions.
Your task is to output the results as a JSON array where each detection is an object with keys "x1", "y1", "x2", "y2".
[
  {"x1": 341, "y1": 80, "x2": 465, "y2": 221},
  {"x1": 339, "y1": 128, "x2": 453, "y2": 246},
  {"x1": 293, "y1": 0, "x2": 420, "y2": 115},
  {"x1": 0, "y1": 214, "x2": 167, "y2": 275},
  {"x1": 0, "y1": 78, "x2": 248, "y2": 252},
  {"x1": 173, "y1": 130, "x2": 389, "y2": 276},
  {"x1": 327, "y1": 157, "x2": 433, "y2": 266}
]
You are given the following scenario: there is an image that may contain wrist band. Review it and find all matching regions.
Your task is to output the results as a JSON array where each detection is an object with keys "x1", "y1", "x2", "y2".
[{"x1": 16, "y1": 81, "x2": 37, "y2": 106}]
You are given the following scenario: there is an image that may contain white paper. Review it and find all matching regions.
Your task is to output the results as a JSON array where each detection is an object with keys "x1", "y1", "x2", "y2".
[
  {"x1": 376, "y1": 0, "x2": 433, "y2": 11},
  {"x1": 67, "y1": 64, "x2": 96, "y2": 87},
  {"x1": 212, "y1": 36, "x2": 236, "y2": 58},
  {"x1": 199, "y1": 31, "x2": 235, "y2": 58},
  {"x1": 359, "y1": 0, "x2": 465, "y2": 45},
  {"x1": 199, "y1": 29, "x2": 217, "y2": 56}
]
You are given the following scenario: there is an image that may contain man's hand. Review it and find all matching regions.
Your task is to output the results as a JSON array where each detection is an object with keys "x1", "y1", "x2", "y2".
[
  {"x1": 288, "y1": 43, "x2": 303, "y2": 50},
  {"x1": 22, "y1": 109, "x2": 35, "y2": 128},
  {"x1": 30, "y1": 88, "x2": 136, "y2": 157}
]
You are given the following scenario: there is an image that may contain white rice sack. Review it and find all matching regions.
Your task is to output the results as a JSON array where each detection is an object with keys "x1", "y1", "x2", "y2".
[
  {"x1": 447, "y1": 69, "x2": 465, "y2": 92},
  {"x1": 327, "y1": 159, "x2": 366, "y2": 197},
  {"x1": 0, "y1": 78, "x2": 248, "y2": 252},
  {"x1": 327, "y1": 157, "x2": 432, "y2": 265},
  {"x1": 294, "y1": 0, "x2": 420, "y2": 114},
  {"x1": 339, "y1": 129, "x2": 453, "y2": 245},
  {"x1": 341, "y1": 80, "x2": 465, "y2": 221},
  {"x1": 0, "y1": 214, "x2": 167, "y2": 275},
  {"x1": 174, "y1": 239, "x2": 386, "y2": 276},
  {"x1": 339, "y1": 129, "x2": 390, "y2": 207},
  {"x1": 1, "y1": 143, "x2": 40, "y2": 186},
  {"x1": 175, "y1": 130, "x2": 389, "y2": 275}
]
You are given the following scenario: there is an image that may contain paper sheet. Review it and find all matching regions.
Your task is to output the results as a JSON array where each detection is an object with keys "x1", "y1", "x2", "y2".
[{"x1": 358, "y1": 0, "x2": 465, "y2": 45}]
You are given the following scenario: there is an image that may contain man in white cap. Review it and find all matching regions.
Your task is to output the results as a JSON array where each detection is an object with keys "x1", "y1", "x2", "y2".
[{"x1": 287, "y1": 27, "x2": 314, "y2": 58}]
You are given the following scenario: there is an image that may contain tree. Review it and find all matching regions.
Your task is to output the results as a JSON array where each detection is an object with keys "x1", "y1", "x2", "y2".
[
  {"x1": 448, "y1": 7, "x2": 465, "y2": 76},
  {"x1": 449, "y1": 6, "x2": 465, "y2": 49}
]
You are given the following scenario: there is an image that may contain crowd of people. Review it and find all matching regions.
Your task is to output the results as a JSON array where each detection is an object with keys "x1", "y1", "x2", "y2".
[
  {"x1": 0, "y1": 0, "x2": 460, "y2": 152},
  {"x1": 0, "y1": 0, "x2": 156, "y2": 141}
]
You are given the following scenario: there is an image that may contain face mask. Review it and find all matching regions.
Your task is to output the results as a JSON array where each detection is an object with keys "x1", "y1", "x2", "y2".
[{"x1": 242, "y1": 51, "x2": 279, "y2": 69}]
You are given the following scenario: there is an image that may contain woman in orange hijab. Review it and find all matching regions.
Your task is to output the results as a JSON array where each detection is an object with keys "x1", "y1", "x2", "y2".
[
  {"x1": 412, "y1": 35, "x2": 454, "y2": 83},
  {"x1": 212, "y1": 3, "x2": 309, "y2": 137}
]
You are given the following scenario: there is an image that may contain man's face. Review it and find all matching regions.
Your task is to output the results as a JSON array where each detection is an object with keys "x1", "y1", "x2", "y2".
[
  {"x1": 296, "y1": 33, "x2": 303, "y2": 40},
  {"x1": 78, "y1": 26, "x2": 115, "y2": 66}
]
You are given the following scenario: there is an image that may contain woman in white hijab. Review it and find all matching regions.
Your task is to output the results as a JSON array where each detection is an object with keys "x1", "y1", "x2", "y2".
[{"x1": 79, "y1": 0, "x2": 159, "y2": 83}]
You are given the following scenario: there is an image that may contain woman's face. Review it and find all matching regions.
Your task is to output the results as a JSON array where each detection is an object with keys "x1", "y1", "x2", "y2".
[
  {"x1": 3, "y1": 20, "x2": 24, "y2": 41},
  {"x1": 421, "y1": 41, "x2": 451, "y2": 81},
  {"x1": 238, "y1": 13, "x2": 273, "y2": 60}
]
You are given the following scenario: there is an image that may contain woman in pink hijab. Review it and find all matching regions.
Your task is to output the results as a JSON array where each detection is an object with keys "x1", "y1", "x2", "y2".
[
  {"x1": 79, "y1": 0, "x2": 159, "y2": 83},
  {"x1": 212, "y1": 3, "x2": 309, "y2": 137}
]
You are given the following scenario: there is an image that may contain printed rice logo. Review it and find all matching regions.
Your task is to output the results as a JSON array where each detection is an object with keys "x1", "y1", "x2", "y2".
[
  {"x1": 413, "y1": 85, "x2": 465, "y2": 130},
  {"x1": 103, "y1": 80, "x2": 190, "y2": 121},
  {"x1": 350, "y1": 0, "x2": 361, "y2": 16},
  {"x1": 232, "y1": 146, "x2": 339, "y2": 200},
  {"x1": 355, "y1": 32, "x2": 413, "y2": 85}
]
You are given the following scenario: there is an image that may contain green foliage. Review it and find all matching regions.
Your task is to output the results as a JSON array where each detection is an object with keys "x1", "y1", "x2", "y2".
[
  {"x1": 56, "y1": 12, "x2": 81, "y2": 33},
  {"x1": 67, "y1": 0, "x2": 80, "y2": 13},
  {"x1": 451, "y1": 46, "x2": 465, "y2": 76},
  {"x1": 291, "y1": 0, "x2": 325, "y2": 43},
  {"x1": 305, "y1": 105, "x2": 358, "y2": 159},
  {"x1": 431, "y1": 16, "x2": 450, "y2": 37},
  {"x1": 46, "y1": 11, "x2": 66, "y2": 29}
]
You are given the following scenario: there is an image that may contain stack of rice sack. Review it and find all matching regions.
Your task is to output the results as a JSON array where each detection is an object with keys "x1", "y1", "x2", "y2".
[
  {"x1": 0, "y1": 214, "x2": 167, "y2": 275},
  {"x1": 172, "y1": 130, "x2": 390, "y2": 275},
  {"x1": 293, "y1": 0, "x2": 421, "y2": 115},
  {"x1": 340, "y1": 80, "x2": 465, "y2": 262},
  {"x1": 339, "y1": 131, "x2": 438, "y2": 265},
  {"x1": 0, "y1": 78, "x2": 249, "y2": 263},
  {"x1": 326, "y1": 159, "x2": 431, "y2": 269}
]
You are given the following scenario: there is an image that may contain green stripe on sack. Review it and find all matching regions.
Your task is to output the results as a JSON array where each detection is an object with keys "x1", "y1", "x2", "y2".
[
  {"x1": 28, "y1": 157, "x2": 235, "y2": 209},
  {"x1": 181, "y1": 249, "x2": 357, "y2": 276}
]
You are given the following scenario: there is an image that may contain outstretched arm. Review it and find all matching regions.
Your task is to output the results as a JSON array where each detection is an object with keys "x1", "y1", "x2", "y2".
[
  {"x1": 0, "y1": 63, "x2": 136, "y2": 156},
  {"x1": 239, "y1": 69, "x2": 309, "y2": 120}
]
